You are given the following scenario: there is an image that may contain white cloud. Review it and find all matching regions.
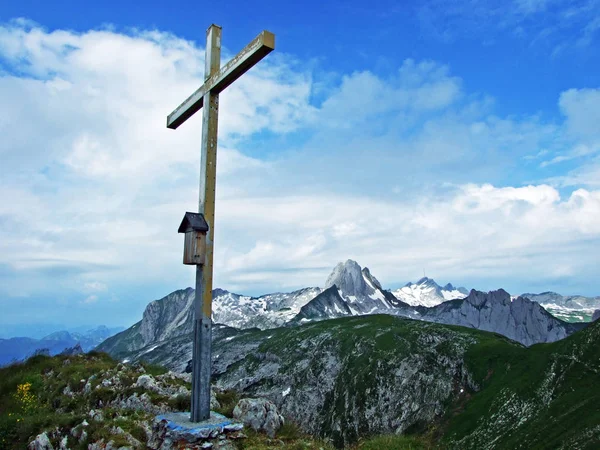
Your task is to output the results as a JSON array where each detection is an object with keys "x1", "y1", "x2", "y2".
[
  {"x1": 1, "y1": 18, "x2": 600, "y2": 324},
  {"x1": 559, "y1": 88, "x2": 600, "y2": 141},
  {"x1": 82, "y1": 295, "x2": 98, "y2": 304},
  {"x1": 211, "y1": 183, "x2": 600, "y2": 293},
  {"x1": 83, "y1": 281, "x2": 108, "y2": 292}
]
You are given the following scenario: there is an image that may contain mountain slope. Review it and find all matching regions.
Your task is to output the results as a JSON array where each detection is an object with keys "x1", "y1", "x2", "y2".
[
  {"x1": 109, "y1": 314, "x2": 600, "y2": 448},
  {"x1": 291, "y1": 286, "x2": 354, "y2": 323},
  {"x1": 443, "y1": 317, "x2": 600, "y2": 449}
]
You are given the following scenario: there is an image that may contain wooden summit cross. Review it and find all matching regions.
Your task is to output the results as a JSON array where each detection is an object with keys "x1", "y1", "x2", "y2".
[{"x1": 167, "y1": 24, "x2": 275, "y2": 422}]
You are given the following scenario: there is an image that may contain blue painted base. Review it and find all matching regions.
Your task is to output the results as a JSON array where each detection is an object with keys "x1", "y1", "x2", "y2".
[{"x1": 155, "y1": 411, "x2": 244, "y2": 441}]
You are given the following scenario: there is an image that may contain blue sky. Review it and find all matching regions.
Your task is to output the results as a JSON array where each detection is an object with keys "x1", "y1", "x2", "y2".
[{"x1": 1, "y1": 0, "x2": 599, "y2": 335}]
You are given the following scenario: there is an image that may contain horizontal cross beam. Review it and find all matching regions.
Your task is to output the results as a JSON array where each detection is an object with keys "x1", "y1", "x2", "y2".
[{"x1": 167, "y1": 30, "x2": 275, "y2": 129}]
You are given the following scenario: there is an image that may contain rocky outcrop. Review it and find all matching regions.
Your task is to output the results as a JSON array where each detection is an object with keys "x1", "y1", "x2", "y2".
[
  {"x1": 60, "y1": 343, "x2": 83, "y2": 356},
  {"x1": 28, "y1": 433, "x2": 53, "y2": 450},
  {"x1": 233, "y1": 398, "x2": 284, "y2": 437},
  {"x1": 593, "y1": 309, "x2": 600, "y2": 322},
  {"x1": 420, "y1": 289, "x2": 575, "y2": 346}
]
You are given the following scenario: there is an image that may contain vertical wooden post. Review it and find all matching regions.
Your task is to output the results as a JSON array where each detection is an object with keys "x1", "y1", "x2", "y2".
[{"x1": 191, "y1": 24, "x2": 221, "y2": 423}]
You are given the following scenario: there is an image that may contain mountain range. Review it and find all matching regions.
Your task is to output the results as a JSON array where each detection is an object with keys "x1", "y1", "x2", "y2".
[
  {"x1": 98, "y1": 260, "x2": 596, "y2": 365},
  {"x1": 0, "y1": 326, "x2": 123, "y2": 366},
  {"x1": 97, "y1": 312, "x2": 600, "y2": 448},
  {"x1": 92, "y1": 260, "x2": 600, "y2": 448}
]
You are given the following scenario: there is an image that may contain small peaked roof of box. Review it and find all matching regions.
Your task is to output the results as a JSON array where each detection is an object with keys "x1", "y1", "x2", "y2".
[{"x1": 178, "y1": 212, "x2": 209, "y2": 233}]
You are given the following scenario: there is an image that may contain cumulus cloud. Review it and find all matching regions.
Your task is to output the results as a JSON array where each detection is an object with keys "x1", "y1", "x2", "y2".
[{"x1": 1, "y1": 20, "x2": 600, "y2": 327}]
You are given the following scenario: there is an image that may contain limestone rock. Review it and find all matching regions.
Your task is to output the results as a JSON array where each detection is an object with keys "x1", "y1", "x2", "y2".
[
  {"x1": 89, "y1": 409, "x2": 104, "y2": 422},
  {"x1": 233, "y1": 398, "x2": 284, "y2": 438},
  {"x1": 135, "y1": 374, "x2": 161, "y2": 393},
  {"x1": 28, "y1": 432, "x2": 53, "y2": 450},
  {"x1": 325, "y1": 260, "x2": 367, "y2": 295},
  {"x1": 60, "y1": 343, "x2": 83, "y2": 356},
  {"x1": 70, "y1": 420, "x2": 89, "y2": 443},
  {"x1": 58, "y1": 436, "x2": 69, "y2": 450}
]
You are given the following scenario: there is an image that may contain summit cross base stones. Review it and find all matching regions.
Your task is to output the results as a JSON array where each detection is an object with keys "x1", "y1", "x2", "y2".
[{"x1": 166, "y1": 24, "x2": 275, "y2": 422}]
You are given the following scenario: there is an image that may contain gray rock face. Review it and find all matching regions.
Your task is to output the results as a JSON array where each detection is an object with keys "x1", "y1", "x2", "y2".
[
  {"x1": 233, "y1": 398, "x2": 284, "y2": 438},
  {"x1": 140, "y1": 288, "x2": 196, "y2": 346},
  {"x1": 421, "y1": 289, "x2": 574, "y2": 346},
  {"x1": 593, "y1": 310, "x2": 600, "y2": 322},
  {"x1": 325, "y1": 260, "x2": 367, "y2": 293},
  {"x1": 28, "y1": 433, "x2": 53, "y2": 450}
]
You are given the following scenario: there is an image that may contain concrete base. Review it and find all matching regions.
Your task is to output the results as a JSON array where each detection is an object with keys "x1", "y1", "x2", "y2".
[{"x1": 155, "y1": 411, "x2": 244, "y2": 441}]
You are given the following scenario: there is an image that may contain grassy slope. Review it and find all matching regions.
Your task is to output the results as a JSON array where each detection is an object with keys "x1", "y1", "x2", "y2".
[
  {"x1": 0, "y1": 352, "x2": 171, "y2": 450},
  {"x1": 217, "y1": 314, "x2": 599, "y2": 449},
  {"x1": 0, "y1": 351, "x2": 434, "y2": 449},
  {"x1": 214, "y1": 314, "x2": 525, "y2": 447},
  {"x1": 30, "y1": 315, "x2": 600, "y2": 449},
  {"x1": 442, "y1": 319, "x2": 600, "y2": 449}
]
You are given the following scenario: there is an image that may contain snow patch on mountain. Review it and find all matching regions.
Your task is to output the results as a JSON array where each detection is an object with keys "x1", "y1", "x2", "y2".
[{"x1": 392, "y1": 277, "x2": 468, "y2": 307}]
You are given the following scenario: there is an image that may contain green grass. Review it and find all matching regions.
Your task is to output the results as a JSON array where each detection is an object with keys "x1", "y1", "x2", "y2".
[
  {"x1": 355, "y1": 434, "x2": 432, "y2": 450},
  {"x1": 215, "y1": 314, "x2": 600, "y2": 449},
  {"x1": 0, "y1": 352, "x2": 163, "y2": 450},
  {"x1": 215, "y1": 389, "x2": 240, "y2": 417},
  {"x1": 442, "y1": 320, "x2": 600, "y2": 449},
  {"x1": 4, "y1": 315, "x2": 600, "y2": 450}
]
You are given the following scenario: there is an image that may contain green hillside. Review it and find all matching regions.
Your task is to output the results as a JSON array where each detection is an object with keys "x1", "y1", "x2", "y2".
[
  {"x1": 442, "y1": 318, "x2": 600, "y2": 449},
  {"x1": 209, "y1": 314, "x2": 599, "y2": 448},
  {"x1": 3, "y1": 316, "x2": 598, "y2": 449}
]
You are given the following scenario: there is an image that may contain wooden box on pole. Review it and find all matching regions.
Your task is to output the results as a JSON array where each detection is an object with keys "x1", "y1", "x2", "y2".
[{"x1": 178, "y1": 212, "x2": 209, "y2": 265}]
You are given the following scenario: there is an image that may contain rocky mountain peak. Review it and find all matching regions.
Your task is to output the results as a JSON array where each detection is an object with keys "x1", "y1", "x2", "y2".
[
  {"x1": 361, "y1": 267, "x2": 383, "y2": 290},
  {"x1": 324, "y1": 259, "x2": 367, "y2": 295},
  {"x1": 464, "y1": 288, "x2": 511, "y2": 308},
  {"x1": 415, "y1": 277, "x2": 439, "y2": 287}
]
